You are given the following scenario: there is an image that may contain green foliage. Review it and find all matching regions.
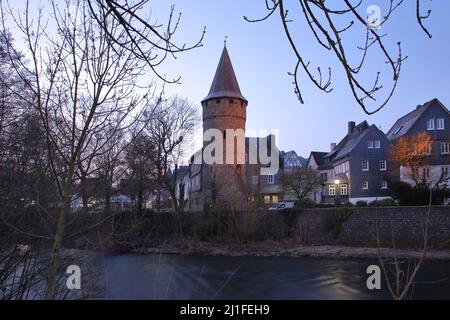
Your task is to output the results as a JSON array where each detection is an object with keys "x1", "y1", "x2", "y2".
[
  {"x1": 388, "y1": 180, "x2": 450, "y2": 206},
  {"x1": 294, "y1": 198, "x2": 316, "y2": 208},
  {"x1": 355, "y1": 201, "x2": 368, "y2": 207},
  {"x1": 322, "y1": 208, "x2": 353, "y2": 238},
  {"x1": 368, "y1": 198, "x2": 397, "y2": 207}
]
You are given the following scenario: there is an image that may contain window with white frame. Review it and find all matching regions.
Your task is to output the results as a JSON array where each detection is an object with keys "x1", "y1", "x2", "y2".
[
  {"x1": 426, "y1": 144, "x2": 432, "y2": 155},
  {"x1": 362, "y1": 181, "x2": 369, "y2": 190},
  {"x1": 427, "y1": 119, "x2": 435, "y2": 130},
  {"x1": 362, "y1": 160, "x2": 369, "y2": 171},
  {"x1": 374, "y1": 140, "x2": 381, "y2": 149},
  {"x1": 267, "y1": 175, "x2": 274, "y2": 184},
  {"x1": 437, "y1": 118, "x2": 445, "y2": 130},
  {"x1": 381, "y1": 180, "x2": 388, "y2": 189},
  {"x1": 441, "y1": 142, "x2": 450, "y2": 155},
  {"x1": 340, "y1": 184, "x2": 348, "y2": 196},
  {"x1": 329, "y1": 184, "x2": 336, "y2": 196},
  {"x1": 368, "y1": 140, "x2": 373, "y2": 149},
  {"x1": 379, "y1": 160, "x2": 387, "y2": 171},
  {"x1": 442, "y1": 167, "x2": 449, "y2": 178}
]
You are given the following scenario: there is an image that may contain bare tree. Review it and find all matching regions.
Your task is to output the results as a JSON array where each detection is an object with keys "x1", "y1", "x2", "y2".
[
  {"x1": 245, "y1": 0, "x2": 434, "y2": 114},
  {"x1": 389, "y1": 132, "x2": 433, "y2": 184},
  {"x1": 0, "y1": 0, "x2": 176, "y2": 298},
  {"x1": 280, "y1": 167, "x2": 320, "y2": 203},
  {"x1": 86, "y1": 0, "x2": 206, "y2": 84},
  {"x1": 123, "y1": 131, "x2": 157, "y2": 212},
  {"x1": 145, "y1": 96, "x2": 199, "y2": 212}
]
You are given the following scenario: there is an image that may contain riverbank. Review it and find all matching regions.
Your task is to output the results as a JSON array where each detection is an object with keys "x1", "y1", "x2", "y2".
[{"x1": 132, "y1": 240, "x2": 450, "y2": 260}]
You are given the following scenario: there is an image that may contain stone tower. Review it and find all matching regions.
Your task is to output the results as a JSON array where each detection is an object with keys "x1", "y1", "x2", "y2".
[{"x1": 201, "y1": 45, "x2": 248, "y2": 172}]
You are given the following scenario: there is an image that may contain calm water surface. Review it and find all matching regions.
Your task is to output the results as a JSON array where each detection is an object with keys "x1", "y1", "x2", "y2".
[{"x1": 95, "y1": 253, "x2": 450, "y2": 300}]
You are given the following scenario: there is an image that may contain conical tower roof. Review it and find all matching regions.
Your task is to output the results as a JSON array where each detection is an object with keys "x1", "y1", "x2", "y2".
[{"x1": 202, "y1": 46, "x2": 247, "y2": 104}]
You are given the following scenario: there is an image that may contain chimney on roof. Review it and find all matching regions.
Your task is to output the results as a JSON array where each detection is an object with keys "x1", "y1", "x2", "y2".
[
  {"x1": 348, "y1": 121, "x2": 356, "y2": 134},
  {"x1": 416, "y1": 104, "x2": 422, "y2": 110},
  {"x1": 330, "y1": 143, "x2": 336, "y2": 151}
]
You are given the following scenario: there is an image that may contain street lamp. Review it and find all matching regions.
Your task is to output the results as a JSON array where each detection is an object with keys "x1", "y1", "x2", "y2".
[{"x1": 334, "y1": 179, "x2": 340, "y2": 205}]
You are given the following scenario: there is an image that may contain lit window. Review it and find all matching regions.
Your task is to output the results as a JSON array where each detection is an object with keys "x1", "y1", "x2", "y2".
[
  {"x1": 437, "y1": 118, "x2": 445, "y2": 130},
  {"x1": 362, "y1": 181, "x2": 369, "y2": 190},
  {"x1": 441, "y1": 142, "x2": 450, "y2": 155},
  {"x1": 340, "y1": 184, "x2": 348, "y2": 196},
  {"x1": 252, "y1": 176, "x2": 259, "y2": 185},
  {"x1": 374, "y1": 140, "x2": 381, "y2": 149},
  {"x1": 368, "y1": 140, "x2": 373, "y2": 149},
  {"x1": 427, "y1": 119, "x2": 435, "y2": 130},
  {"x1": 329, "y1": 185, "x2": 336, "y2": 196},
  {"x1": 272, "y1": 195, "x2": 279, "y2": 203},
  {"x1": 381, "y1": 180, "x2": 388, "y2": 189},
  {"x1": 264, "y1": 195, "x2": 271, "y2": 204},
  {"x1": 267, "y1": 175, "x2": 274, "y2": 184},
  {"x1": 362, "y1": 161, "x2": 369, "y2": 171},
  {"x1": 379, "y1": 160, "x2": 387, "y2": 171}
]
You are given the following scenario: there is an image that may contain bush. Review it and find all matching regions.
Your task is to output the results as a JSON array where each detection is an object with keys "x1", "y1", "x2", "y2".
[
  {"x1": 355, "y1": 200, "x2": 368, "y2": 207},
  {"x1": 388, "y1": 180, "x2": 450, "y2": 206},
  {"x1": 294, "y1": 198, "x2": 316, "y2": 208},
  {"x1": 344, "y1": 202, "x2": 354, "y2": 208},
  {"x1": 368, "y1": 198, "x2": 397, "y2": 207},
  {"x1": 322, "y1": 208, "x2": 353, "y2": 238}
]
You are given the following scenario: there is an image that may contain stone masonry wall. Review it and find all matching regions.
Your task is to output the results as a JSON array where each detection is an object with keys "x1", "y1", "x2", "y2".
[{"x1": 283, "y1": 206, "x2": 450, "y2": 249}]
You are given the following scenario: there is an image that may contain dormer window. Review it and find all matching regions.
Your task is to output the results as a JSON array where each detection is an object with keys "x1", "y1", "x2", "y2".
[{"x1": 394, "y1": 126, "x2": 403, "y2": 135}]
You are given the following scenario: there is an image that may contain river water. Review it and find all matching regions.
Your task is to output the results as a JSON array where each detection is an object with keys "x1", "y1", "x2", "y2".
[{"x1": 93, "y1": 253, "x2": 450, "y2": 300}]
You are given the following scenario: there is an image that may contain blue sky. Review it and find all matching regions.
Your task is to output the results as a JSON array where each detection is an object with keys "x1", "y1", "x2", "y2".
[
  {"x1": 147, "y1": 0, "x2": 450, "y2": 158},
  {"x1": 7, "y1": 1, "x2": 450, "y2": 158}
]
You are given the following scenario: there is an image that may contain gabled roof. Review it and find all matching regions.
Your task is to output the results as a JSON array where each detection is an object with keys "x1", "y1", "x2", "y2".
[
  {"x1": 281, "y1": 150, "x2": 306, "y2": 167},
  {"x1": 386, "y1": 98, "x2": 448, "y2": 140},
  {"x1": 309, "y1": 151, "x2": 328, "y2": 166},
  {"x1": 202, "y1": 46, "x2": 247, "y2": 104},
  {"x1": 324, "y1": 121, "x2": 371, "y2": 161}
]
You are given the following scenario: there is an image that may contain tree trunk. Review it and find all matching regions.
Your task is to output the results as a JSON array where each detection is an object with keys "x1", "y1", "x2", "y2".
[{"x1": 44, "y1": 162, "x2": 75, "y2": 300}]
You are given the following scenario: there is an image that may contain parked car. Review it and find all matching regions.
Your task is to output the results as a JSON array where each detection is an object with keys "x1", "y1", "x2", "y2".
[{"x1": 268, "y1": 202, "x2": 295, "y2": 211}]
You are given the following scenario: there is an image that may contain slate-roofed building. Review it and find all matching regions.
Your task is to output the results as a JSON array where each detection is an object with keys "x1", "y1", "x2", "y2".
[
  {"x1": 386, "y1": 98, "x2": 450, "y2": 187},
  {"x1": 307, "y1": 121, "x2": 393, "y2": 204}
]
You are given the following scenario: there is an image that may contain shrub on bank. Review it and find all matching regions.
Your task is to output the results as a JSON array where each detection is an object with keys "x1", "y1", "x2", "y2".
[
  {"x1": 294, "y1": 198, "x2": 316, "y2": 208},
  {"x1": 355, "y1": 201, "x2": 368, "y2": 207}
]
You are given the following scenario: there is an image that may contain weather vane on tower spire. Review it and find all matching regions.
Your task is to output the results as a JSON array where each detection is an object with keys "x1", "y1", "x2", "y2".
[{"x1": 224, "y1": 35, "x2": 228, "y2": 48}]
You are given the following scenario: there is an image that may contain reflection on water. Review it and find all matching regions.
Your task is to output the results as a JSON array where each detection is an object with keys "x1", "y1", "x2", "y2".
[{"x1": 94, "y1": 253, "x2": 450, "y2": 300}]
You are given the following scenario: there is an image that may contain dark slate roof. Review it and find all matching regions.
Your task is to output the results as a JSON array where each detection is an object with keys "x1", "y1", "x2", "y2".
[
  {"x1": 324, "y1": 121, "x2": 373, "y2": 161},
  {"x1": 202, "y1": 46, "x2": 247, "y2": 104},
  {"x1": 310, "y1": 151, "x2": 328, "y2": 166},
  {"x1": 386, "y1": 98, "x2": 447, "y2": 140}
]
